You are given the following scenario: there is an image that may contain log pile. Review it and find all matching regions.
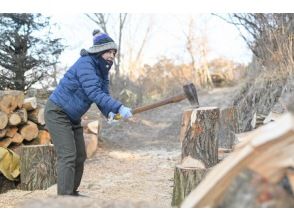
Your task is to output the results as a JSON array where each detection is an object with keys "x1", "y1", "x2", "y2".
[
  {"x1": 0, "y1": 91, "x2": 51, "y2": 153},
  {"x1": 181, "y1": 112, "x2": 294, "y2": 208}
]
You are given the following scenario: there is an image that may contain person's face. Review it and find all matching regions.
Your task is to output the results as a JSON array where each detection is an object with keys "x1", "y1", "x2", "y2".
[{"x1": 101, "y1": 49, "x2": 116, "y2": 63}]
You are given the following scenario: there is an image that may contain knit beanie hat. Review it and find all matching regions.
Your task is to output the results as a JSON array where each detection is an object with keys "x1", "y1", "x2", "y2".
[{"x1": 87, "y1": 29, "x2": 117, "y2": 54}]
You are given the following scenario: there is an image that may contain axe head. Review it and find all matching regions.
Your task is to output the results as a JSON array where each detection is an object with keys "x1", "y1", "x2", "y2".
[{"x1": 183, "y1": 83, "x2": 199, "y2": 107}]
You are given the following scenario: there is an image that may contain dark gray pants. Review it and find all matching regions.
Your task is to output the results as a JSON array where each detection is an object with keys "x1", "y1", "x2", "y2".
[{"x1": 44, "y1": 100, "x2": 86, "y2": 195}]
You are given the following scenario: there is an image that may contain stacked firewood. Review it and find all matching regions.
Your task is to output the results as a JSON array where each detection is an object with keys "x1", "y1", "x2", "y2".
[{"x1": 0, "y1": 90, "x2": 51, "y2": 154}]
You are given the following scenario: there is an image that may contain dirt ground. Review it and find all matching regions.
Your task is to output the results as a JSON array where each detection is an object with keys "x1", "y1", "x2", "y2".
[{"x1": 0, "y1": 86, "x2": 238, "y2": 208}]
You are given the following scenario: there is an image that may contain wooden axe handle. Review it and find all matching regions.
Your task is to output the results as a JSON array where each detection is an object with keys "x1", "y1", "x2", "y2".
[{"x1": 132, "y1": 94, "x2": 186, "y2": 115}]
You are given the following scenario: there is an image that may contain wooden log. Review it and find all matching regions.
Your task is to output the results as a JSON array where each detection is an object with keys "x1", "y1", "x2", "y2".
[
  {"x1": 0, "y1": 128, "x2": 7, "y2": 138},
  {"x1": 84, "y1": 133, "x2": 98, "y2": 158},
  {"x1": 181, "y1": 112, "x2": 294, "y2": 208},
  {"x1": 0, "y1": 137, "x2": 12, "y2": 148},
  {"x1": 0, "y1": 90, "x2": 24, "y2": 114},
  {"x1": 86, "y1": 120, "x2": 101, "y2": 135},
  {"x1": 8, "y1": 112, "x2": 21, "y2": 126},
  {"x1": 181, "y1": 107, "x2": 220, "y2": 168},
  {"x1": 0, "y1": 111, "x2": 8, "y2": 129},
  {"x1": 5, "y1": 127, "x2": 18, "y2": 137},
  {"x1": 22, "y1": 97, "x2": 37, "y2": 111},
  {"x1": 171, "y1": 156, "x2": 207, "y2": 207},
  {"x1": 20, "y1": 144, "x2": 57, "y2": 190},
  {"x1": 9, "y1": 144, "x2": 22, "y2": 155},
  {"x1": 19, "y1": 121, "x2": 39, "y2": 141},
  {"x1": 217, "y1": 169, "x2": 294, "y2": 208},
  {"x1": 11, "y1": 132, "x2": 24, "y2": 144},
  {"x1": 30, "y1": 130, "x2": 51, "y2": 145},
  {"x1": 218, "y1": 106, "x2": 239, "y2": 149},
  {"x1": 28, "y1": 107, "x2": 45, "y2": 125},
  {"x1": 179, "y1": 109, "x2": 193, "y2": 143}
]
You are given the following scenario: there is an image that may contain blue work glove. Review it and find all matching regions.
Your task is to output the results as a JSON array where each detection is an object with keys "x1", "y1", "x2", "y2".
[{"x1": 118, "y1": 105, "x2": 133, "y2": 119}]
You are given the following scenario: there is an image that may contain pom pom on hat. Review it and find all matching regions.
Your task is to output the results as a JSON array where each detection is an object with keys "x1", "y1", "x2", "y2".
[{"x1": 87, "y1": 29, "x2": 117, "y2": 54}]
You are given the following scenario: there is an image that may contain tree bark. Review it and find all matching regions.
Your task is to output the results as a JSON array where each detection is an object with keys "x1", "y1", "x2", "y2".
[
  {"x1": 181, "y1": 107, "x2": 220, "y2": 167},
  {"x1": 218, "y1": 106, "x2": 239, "y2": 149},
  {"x1": 20, "y1": 144, "x2": 57, "y2": 190},
  {"x1": 218, "y1": 169, "x2": 294, "y2": 208}
]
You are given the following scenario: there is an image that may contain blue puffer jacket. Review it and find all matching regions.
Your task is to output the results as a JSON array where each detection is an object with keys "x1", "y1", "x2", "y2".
[{"x1": 49, "y1": 50, "x2": 122, "y2": 124}]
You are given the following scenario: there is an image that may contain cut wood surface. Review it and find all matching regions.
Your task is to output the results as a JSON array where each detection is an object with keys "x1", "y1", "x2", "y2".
[
  {"x1": 0, "y1": 137, "x2": 12, "y2": 148},
  {"x1": 181, "y1": 107, "x2": 220, "y2": 167},
  {"x1": 0, "y1": 111, "x2": 8, "y2": 129},
  {"x1": 22, "y1": 97, "x2": 37, "y2": 111},
  {"x1": 181, "y1": 112, "x2": 294, "y2": 208},
  {"x1": 11, "y1": 133, "x2": 24, "y2": 144},
  {"x1": 84, "y1": 133, "x2": 98, "y2": 158},
  {"x1": 28, "y1": 107, "x2": 45, "y2": 125},
  {"x1": 30, "y1": 130, "x2": 51, "y2": 145},
  {"x1": 86, "y1": 120, "x2": 101, "y2": 135},
  {"x1": 0, "y1": 128, "x2": 7, "y2": 138},
  {"x1": 19, "y1": 121, "x2": 39, "y2": 141},
  {"x1": 20, "y1": 144, "x2": 57, "y2": 190},
  {"x1": 0, "y1": 90, "x2": 24, "y2": 114},
  {"x1": 5, "y1": 127, "x2": 18, "y2": 138}
]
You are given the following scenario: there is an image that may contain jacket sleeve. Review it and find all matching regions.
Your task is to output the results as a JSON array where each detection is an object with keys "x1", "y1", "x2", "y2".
[{"x1": 76, "y1": 58, "x2": 122, "y2": 117}]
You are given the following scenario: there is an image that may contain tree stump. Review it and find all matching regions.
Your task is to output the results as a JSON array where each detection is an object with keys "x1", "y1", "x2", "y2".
[
  {"x1": 218, "y1": 106, "x2": 239, "y2": 149},
  {"x1": 181, "y1": 107, "x2": 220, "y2": 167},
  {"x1": 171, "y1": 156, "x2": 207, "y2": 207},
  {"x1": 20, "y1": 144, "x2": 57, "y2": 190}
]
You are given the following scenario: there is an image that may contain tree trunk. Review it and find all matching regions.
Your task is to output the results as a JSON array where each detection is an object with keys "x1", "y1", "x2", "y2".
[
  {"x1": 218, "y1": 106, "x2": 239, "y2": 149},
  {"x1": 181, "y1": 107, "x2": 220, "y2": 167},
  {"x1": 20, "y1": 144, "x2": 57, "y2": 190},
  {"x1": 0, "y1": 111, "x2": 8, "y2": 129},
  {"x1": 22, "y1": 97, "x2": 37, "y2": 111},
  {"x1": 28, "y1": 107, "x2": 45, "y2": 125},
  {"x1": 19, "y1": 121, "x2": 39, "y2": 141},
  {"x1": 172, "y1": 157, "x2": 207, "y2": 207}
]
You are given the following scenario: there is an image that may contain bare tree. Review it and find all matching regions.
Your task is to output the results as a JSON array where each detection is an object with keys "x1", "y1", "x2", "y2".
[{"x1": 182, "y1": 17, "x2": 213, "y2": 88}]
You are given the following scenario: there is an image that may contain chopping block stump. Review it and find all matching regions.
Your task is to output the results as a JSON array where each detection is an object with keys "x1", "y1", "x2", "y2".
[{"x1": 20, "y1": 144, "x2": 57, "y2": 191}]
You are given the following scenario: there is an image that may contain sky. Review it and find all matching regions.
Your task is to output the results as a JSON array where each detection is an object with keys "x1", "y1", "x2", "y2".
[
  {"x1": 47, "y1": 13, "x2": 252, "y2": 68},
  {"x1": 1, "y1": 0, "x2": 293, "y2": 70}
]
